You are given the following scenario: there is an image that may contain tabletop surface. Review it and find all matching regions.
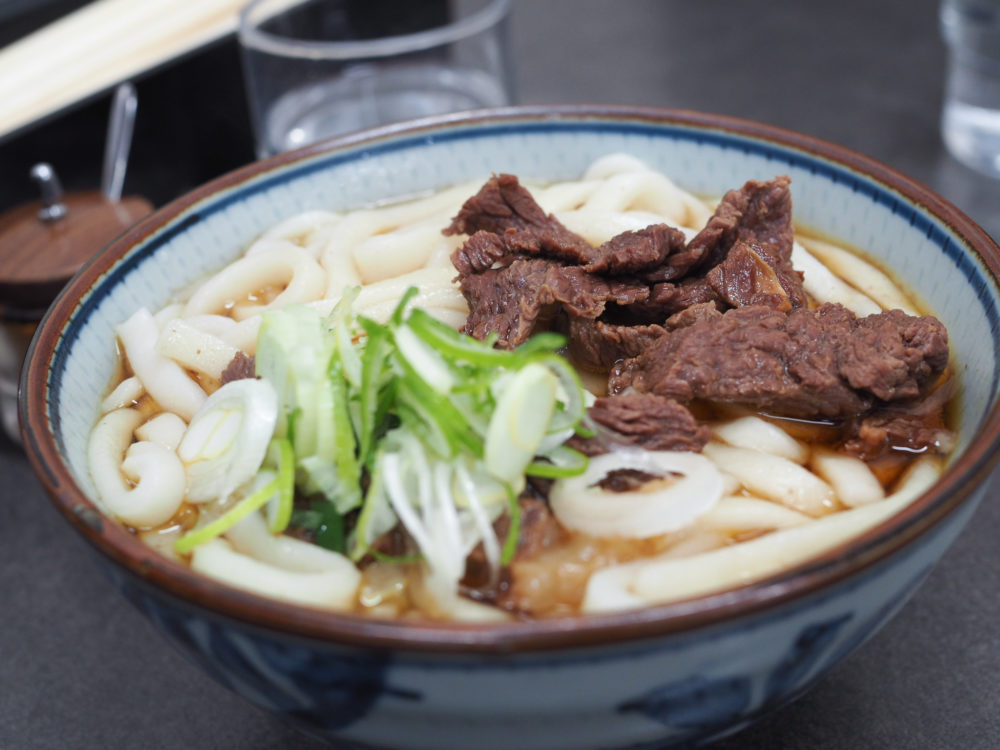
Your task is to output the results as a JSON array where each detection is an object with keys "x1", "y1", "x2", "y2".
[{"x1": 4, "y1": 1, "x2": 1000, "y2": 748}]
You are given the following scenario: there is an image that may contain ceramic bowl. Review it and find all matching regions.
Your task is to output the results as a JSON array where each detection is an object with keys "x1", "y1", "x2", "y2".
[{"x1": 20, "y1": 106, "x2": 1000, "y2": 750}]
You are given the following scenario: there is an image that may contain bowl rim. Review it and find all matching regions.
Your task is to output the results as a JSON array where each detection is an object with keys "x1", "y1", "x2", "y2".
[{"x1": 20, "y1": 104, "x2": 1000, "y2": 653}]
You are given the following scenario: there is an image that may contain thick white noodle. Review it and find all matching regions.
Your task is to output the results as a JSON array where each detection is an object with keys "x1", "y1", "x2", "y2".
[
  {"x1": 532, "y1": 179, "x2": 604, "y2": 212},
  {"x1": 133, "y1": 412, "x2": 187, "y2": 450},
  {"x1": 217, "y1": 317, "x2": 264, "y2": 354},
  {"x1": 315, "y1": 267, "x2": 468, "y2": 327},
  {"x1": 257, "y1": 209, "x2": 340, "y2": 257},
  {"x1": 156, "y1": 318, "x2": 239, "y2": 381},
  {"x1": 791, "y1": 241, "x2": 882, "y2": 316},
  {"x1": 226, "y1": 511, "x2": 359, "y2": 575},
  {"x1": 243, "y1": 237, "x2": 302, "y2": 258},
  {"x1": 583, "y1": 457, "x2": 942, "y2": 612},
  {"x1": 580, "y1": 171, "x2": 689, "y2": 225},
  {"x1": 100, "y1": 375, "x2": 143, "y2": 414},
  {"x1": 184, "y1": 246, "x2": 326, "y2": 321},
  {"x1": 697, "y1": 495, "x2": 813, "y2": 533},
  {"x1": 183, "y1": 314, "x2": 238, "y2": 338},
  {"x1": 153, "y1": 303, "x2": 184, "y2": 328},
  {"x1": 117, "y1": 308, "x2": 206, "y2": 421},
  {"x1": 580, "y1": 153, "x2": 712, "y2": 227},
  {"x1": 701, "y1": 442, "x2": 835, "y2": 517},
  {"x1": 351, "y1": 221, "x2": 462, "y2": 284},
  {"x1": 190, "y1": 538, "x2": 360, "y2": 610},
  {"x1": 799, "y1": 236, "x2": 919, "y2": 314},
  {"x1": 88, "y1": 408, "x2": 186, "y2": 527},
  {"x1": 810, "y1": 447, "x2": 885, "y2": 507},
  {"x1": 712, "y1": 416, "x2": 809, "y2": 464},
  {"x1": 182, "y1": 314, "x2": 263, "y2": 359},
  {"x1": 320, "y1": 180, "x2": 477, "y2": 299}
]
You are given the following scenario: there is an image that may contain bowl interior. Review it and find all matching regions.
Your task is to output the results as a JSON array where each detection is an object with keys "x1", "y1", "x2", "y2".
[{"x1": 29, "y1": 108, "x2": 1000, "y2": 641}]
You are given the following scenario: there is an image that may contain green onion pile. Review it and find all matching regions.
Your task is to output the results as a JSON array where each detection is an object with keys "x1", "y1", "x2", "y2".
[{"x1": 174, "y1": 289, "x2": 590, "y2": 596}]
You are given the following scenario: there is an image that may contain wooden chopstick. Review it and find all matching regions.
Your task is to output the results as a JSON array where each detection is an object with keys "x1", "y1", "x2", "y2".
[{"x1": 0, "y1": 0, "x2": 249, "y2": 140}]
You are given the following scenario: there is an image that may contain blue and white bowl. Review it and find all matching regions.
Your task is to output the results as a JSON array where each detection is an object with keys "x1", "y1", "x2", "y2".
[{"x1": 20, "y1": 106, "x2": 1000, "y2": 750}]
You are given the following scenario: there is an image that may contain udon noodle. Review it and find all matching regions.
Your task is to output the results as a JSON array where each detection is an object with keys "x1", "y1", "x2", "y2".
[{"x1": 87, "y1": 154, "x2": 952, "y2": 621}]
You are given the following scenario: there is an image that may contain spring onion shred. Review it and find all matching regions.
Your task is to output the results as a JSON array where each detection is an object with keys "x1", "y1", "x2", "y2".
[{"x1": 174, "y1": 287, "x2": 589, "y2": 595}]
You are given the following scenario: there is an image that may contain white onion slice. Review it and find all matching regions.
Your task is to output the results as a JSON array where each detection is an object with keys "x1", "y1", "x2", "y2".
[
  {"x1": 177, "y1": 378, "x2": 278, "y2": 503},
  {"x1": 549, "y1": 449, "x2": 723, "y2": 538}
]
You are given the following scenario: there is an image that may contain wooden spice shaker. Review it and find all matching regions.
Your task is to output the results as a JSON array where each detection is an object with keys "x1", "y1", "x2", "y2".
[{"x1": 0, "y1": 164, "x2": 152, "y2": 443}]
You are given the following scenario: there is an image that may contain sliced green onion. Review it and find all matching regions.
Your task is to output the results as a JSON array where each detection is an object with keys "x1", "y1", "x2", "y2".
[
  {"x1": 390, "y1": 286, "x2": 420, "y2": 326},
  {"x1": 407, "y1": 309, "x2": 521, "y2": 367},
  {"x1": 179, "y1": 284, "x2": 591, "y2": 605},
  {"x1": 329, "y1": 358, "x2": 362, "y2": 512},
  {"x1": 485, "y1": 362, "x2": 557, "y2": 484},
  {"x1": 175, "y1": 474, "x2": 279, "y2": 555},
  {"x1": 393, "y1": 353, "x2": 482, "y2": 457},
  {"x1": 513, "y1": 331, "x2": 568, "y2": 356},
  {"x1": 500, "y1": 483, "x2": 521, "y2": 566},
  {"x1": 331, "y1": 288, "x2": 362, "y2": 388},
  {"x1": 527, "y1": 445, "x2": 589, "y2": 478},
  {"x1": 266, "y1": 437, "x2": 295, "y2": 533},
  {"x1": 393, "y1": 324, "x2": 456, "y2": 393},
  {"x1": 357, "y1": 318, "x2": 394, "y2": 465},
  {"x1": 351, "y1": 446, "x2": 393, "y2": 560},
  {"x1": 531, "y1": 353, "x2": 587, "y2": 433}
]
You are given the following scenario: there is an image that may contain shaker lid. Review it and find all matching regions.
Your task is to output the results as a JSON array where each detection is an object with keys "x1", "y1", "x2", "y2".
[{"x1": 0, "y1": 163, "x2": 152, "y2": 310}]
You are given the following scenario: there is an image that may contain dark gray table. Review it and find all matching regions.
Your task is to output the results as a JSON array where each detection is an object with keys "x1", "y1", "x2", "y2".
[{"x1": 4, "y1": 1, "x2": 1000, "y2": 748}]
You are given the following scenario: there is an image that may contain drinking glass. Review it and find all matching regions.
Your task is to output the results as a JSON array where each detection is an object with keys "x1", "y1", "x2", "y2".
[
  {"x1": 941, "y1": 0, "x2": 1000, "y2": 177},
  {"x1": 239, "y1": 0, "x2": 514, "y2": 158}
]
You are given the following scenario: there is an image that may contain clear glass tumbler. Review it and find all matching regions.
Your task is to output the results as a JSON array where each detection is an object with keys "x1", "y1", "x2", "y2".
[
  {"x1": 941, "y1": 0, "x2": 1000, "y2": 177},
  {"x1": 239, "y1": 0, "x2": 514, "y2": 158}
]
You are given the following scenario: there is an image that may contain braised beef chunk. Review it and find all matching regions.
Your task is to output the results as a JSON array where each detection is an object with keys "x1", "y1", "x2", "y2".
[
  {"x1": 687, "y1": 175, "x2": 795, "y2": 272},
  {"x1": 445, "y1": 174, "x2": 594, "y2": 266},
  {"x1": 595, "y1": 469, "x2": 662, "y2": 492},
  {"x1": 664, "y1": 301, "x2": 723, "y2": 330},
  {"x1": 609, "y1": 304, "x2": 949, "y2": 420},
  {"x1": 449, "y1": 173, "x2": 952, "y2": 458},
  {"x1": 565, "y1": 316, "x2": 666, "y2": 372},
  {"x1": 837, "y1": 308, "x2": 949, "y2": 401},
  {"x1": 706, "y1": 240, "x2": 799, "y2": 311},
  {"x1": 569, "y1": 393, "x2": 712, "y2": 455},
  {"x1": 220, "y1": 351, "x2": 256, "y2": 385},
  {"x1": 445, "y1": 173, "x2": 550, "y2": 236},
  {"x1": 584, "y1": 224, "x2": 688, "y2": 276},
  {"x1": 461, "y1": 496, "x2": 566, "y2": 601},
  {"x1": 460, "y1": 258, "x2": 649, "y2": 348},
  {"x1": 452, "y1": 226, "x2": 598, "y2": 274},
  {"x1": 843, "y1": 383, "x2": 954, "y2": 459},
  {"x1": 451, "y1": 231, "x2": 511, "y2": 276},
  {"x1": 845, "y1": 411, "x2": 953, "y2": 460},
  {"x1": 622, "y1": 278, "x2": 723, "y2": 322},
  {"x1": 678, "y1": 175, "x2": 807, "y2": 311}
]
